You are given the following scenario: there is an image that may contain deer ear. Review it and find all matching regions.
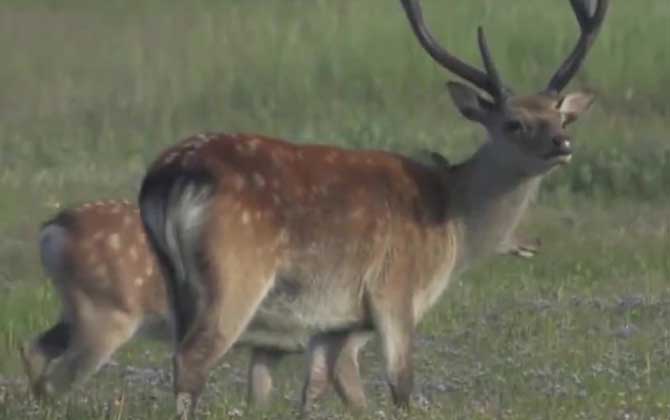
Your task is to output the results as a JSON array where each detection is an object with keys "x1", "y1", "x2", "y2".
[
  {"x1": 558, "y1": 91, "x2": 595, "y2": 126},
  {"x1": 446, "y1": 81, "x2": 494, "y2": 123}
]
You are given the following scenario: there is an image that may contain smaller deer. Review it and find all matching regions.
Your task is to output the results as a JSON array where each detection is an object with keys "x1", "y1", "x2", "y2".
[{"x1": 20, "y1": 200, "x2": 366, "y2": 407}]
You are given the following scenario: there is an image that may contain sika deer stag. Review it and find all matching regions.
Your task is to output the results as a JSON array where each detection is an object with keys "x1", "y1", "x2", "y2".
[
  {"x1": 139, "y1": 0, "x2": 608, "y2": 417},
  {"x1": 20, "y1": 201, "x2": 366, "y2": 408}
]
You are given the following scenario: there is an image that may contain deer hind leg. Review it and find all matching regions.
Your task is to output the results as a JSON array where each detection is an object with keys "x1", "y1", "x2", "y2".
[
  {"x1": 171, "y1": 270, "x2": 275, "y2": 420},
  {"x1": 300, "y1": 331, "x2": 371, "y2": 416},
  {"x1": 331, "y1": 332, "x2": 371, "y2": 411},
  {"x1": 247, "y1": 347, "x2": 284, "y2": 407},
  {"x1": 300, "y1": 336, "x2": 331, "y2": 416},
  {"x1": 36, "y1": 308, "x2": 137, "y2": 399},
  {"x1": 20, "y1": 320, "x2": 71, "y2": 398}
]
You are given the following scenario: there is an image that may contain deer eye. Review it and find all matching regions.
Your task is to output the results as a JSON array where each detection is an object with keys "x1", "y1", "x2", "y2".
[{"x1": 503, "y1": 119, "x2": 524, "y2": 133}]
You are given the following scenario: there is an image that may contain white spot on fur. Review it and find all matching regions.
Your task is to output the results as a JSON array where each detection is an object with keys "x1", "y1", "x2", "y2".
[
  {"x1": 108, "y1": 233, "x2": 121, "y2": 250},
  {"x1": 248, "y1": 138, "x2": 260, "y2": 150},
  {"x1": 325, "y1": 152, "x2": 338, "y2": 163},
  {"x1": 350, "y1": 208, "x2": 365, "y2": 219},
  {"x1": 236, "y1": 138, "x2": 260, "y2": 155},
  {"x1": 163, "y1": 152, "x2": 179, "y2": 164},
  {"x1": 129, "y1": 246, "x2": 139, "y2": 261},
  {"x1": 233, "y1": 175, "x2": 246, "y2": 191},
  {"x1": 135, "y1": 277, "x2": 144, "y2": 287},
  {"x1": 182, "y1": 135, "x2": 206, "y2": 149},
  {"x1": 146, "y1": 264, "x2": 154, "y2": 277},
  {"x1": 241, "y1": 211, "x2": 250, "y2": 225},
  {"x1": 278, "y1": 229, "x2": 289, "y2": 244},
  {"x1": 253, "y1": 173, "x2": 266, "y2": 188},
  {"x1": 94, "y1": 265, "x2": 108, "y2": 278}
]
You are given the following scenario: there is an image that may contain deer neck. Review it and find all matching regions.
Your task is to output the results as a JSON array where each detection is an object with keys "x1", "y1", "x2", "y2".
[{"x1": 448, "y1": 141, "x2": 542, "y2": 270}]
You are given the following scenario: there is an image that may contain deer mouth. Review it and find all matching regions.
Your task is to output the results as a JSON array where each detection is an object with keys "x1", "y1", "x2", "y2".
[
  {"x1": 544, "y1": 150, "x2": 572, "y2": 165},
  {"x1": 554, "y1": 154, "x2": 572, "y2": 164},
  {"x1": 544, "y1": 152, "x2": 572, "y2": 165}
]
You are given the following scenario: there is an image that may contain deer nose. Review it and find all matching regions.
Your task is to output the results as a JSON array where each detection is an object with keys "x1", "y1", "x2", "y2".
[{"x1": 552, "y1": 135, "x2": 572, "y2": 155}]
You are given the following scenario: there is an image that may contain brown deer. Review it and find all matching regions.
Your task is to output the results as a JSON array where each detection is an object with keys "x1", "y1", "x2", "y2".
[
  {"x1": 138, "y1": 0, "x2": 608, "y2": 417},
  {"x1": 20, "y1": 200, "x2": 367, "y2": 408}
]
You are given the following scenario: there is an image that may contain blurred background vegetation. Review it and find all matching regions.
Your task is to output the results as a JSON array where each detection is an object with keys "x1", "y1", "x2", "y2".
[
  {"x1": 1, "y1": 1, "x2": 669, "y2": 419},
  {"x1": 2, "y1": 0, "x2": 668, "y2": 213}
]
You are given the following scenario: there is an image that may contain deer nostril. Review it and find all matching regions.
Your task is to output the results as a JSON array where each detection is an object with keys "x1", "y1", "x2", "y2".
[{"x1": 552, "y1": 136, "x2": 572, "y2": 156}]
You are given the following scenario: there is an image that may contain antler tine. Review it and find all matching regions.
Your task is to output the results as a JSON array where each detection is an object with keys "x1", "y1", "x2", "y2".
[
  {"x1": 400, "y1": 0, "x2": 507, "y2": 101},
  {"x1": 477, "y1": 27, "x2": 507, "y2": 101},
  {"x1": 546, "y1": 0, "x2": 609, "y2": 93}
]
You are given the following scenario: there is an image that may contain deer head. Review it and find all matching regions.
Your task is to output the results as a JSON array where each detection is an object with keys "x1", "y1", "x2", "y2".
[{"x1": 401, "y1": 0, "x2": 607, "y2": 175}]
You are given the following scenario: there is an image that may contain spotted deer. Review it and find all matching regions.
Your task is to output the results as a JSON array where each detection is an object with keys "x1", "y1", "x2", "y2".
[
  {"x1": 138, "y1": 0, "x2": 608, "y2": 417},
  {"x1": 20, "y1": 200, "x2": 367, "y2": 408}
]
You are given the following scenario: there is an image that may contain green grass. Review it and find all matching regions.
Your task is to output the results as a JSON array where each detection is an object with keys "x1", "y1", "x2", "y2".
[{"x1": 1, "y1": 0, "x2": 669, "y2": 418}]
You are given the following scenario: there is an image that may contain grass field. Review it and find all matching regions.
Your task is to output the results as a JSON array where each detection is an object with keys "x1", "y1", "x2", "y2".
[{"x1": 1, "y1": 0, "x2": 669, "y2": 419}]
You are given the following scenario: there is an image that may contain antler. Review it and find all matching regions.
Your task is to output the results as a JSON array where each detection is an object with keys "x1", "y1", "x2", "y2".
[
  {"x1": 546, "y1": 0, "x2": 609, "y2": 93},
  {"x1": 400, "y1": 0, "x2": 509, "y2": 102}
]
